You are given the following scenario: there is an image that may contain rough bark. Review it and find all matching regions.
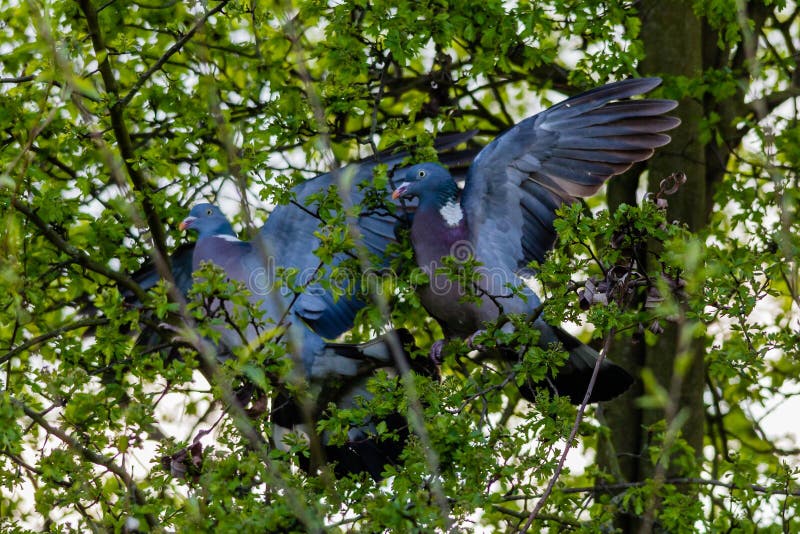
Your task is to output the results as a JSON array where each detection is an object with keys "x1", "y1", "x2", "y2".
[{"x1": 602, "y1": 1, "x2": 707, "y2": 531}]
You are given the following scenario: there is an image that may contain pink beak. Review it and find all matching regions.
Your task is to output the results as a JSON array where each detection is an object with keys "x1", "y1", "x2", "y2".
[
  {"x1": 179, "y1": 217, "x2": 195, "y2": 231},
  {"x1": 392, "y1": 183, "x2": 409, "y2": 200}
]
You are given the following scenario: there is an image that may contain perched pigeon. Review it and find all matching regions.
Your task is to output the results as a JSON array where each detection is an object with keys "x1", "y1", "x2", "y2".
[
  {"x1": 125, "y1": 136, "x2": 476, "y2": 478},
  {"x1": 131, "y1": 132, "x2": 477, "y2": 341},
  {"x1": 180, "y1": 204, "x2": 433, "y2": 479},
  {"x1": 391, "y1": 78, "x2": 680, "y2": 404}
]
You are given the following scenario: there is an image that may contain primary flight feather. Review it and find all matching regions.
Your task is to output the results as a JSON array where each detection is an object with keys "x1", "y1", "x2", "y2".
[{"x1": 392, "y1": 78, "x2": 680, "y2": 403}]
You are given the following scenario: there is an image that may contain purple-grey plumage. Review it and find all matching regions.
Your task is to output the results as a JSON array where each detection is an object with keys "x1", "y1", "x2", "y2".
[
  {"x1": 181, "y1": 204, "x2": 435, "y2": 479},
  {"x1": 126, "y1": 135, "x2": 479, "y2": 479},
  {"x1": 393, "y1": 78, "x2": 680, "y2": 403},
  {"x1": 132, "y1": 132, "x2": 478, "y2": 342}
]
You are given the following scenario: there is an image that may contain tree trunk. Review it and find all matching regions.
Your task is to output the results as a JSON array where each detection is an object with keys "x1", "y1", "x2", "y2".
[{"x1": 601, "y1": 1, "x2": 707, "y2": 532}]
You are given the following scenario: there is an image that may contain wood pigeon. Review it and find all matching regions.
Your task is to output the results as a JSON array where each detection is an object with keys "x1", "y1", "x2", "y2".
[
  {"x1": 129, "y1": 137, "x2": 475, "y2": 478},
  {"x1": 180, "y1": 202, "x2": 434, "y2": 479},
  {"x1": 131, "y1": 132, "x2": 477, "y2": 342},
  {"x1": 271, "y1": 328, "x2": 435, "y2": 480},
  {"x1": 391, "y1": 78, "x2": 681, "y2": 404}
]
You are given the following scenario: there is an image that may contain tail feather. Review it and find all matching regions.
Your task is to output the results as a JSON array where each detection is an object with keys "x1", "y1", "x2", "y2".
[
  {"x1": 516, "y1": 323, "x2": 633, "y2": 404},
  {"x1": 322, "y1": 411, "x2": 411, "y2": 480}
]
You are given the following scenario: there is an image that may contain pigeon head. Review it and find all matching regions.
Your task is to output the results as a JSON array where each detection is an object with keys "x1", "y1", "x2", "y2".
[
  {"x1": 391, "y1": 163, "x2": 459, "y2": 209},
  {"x1": 179, "y1": 203, "x2": 236, "y2": 238}
]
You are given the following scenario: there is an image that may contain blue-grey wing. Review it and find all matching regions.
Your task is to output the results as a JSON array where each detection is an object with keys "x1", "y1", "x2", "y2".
[
  {"x1": 265, "y1": 133, "x2": 479, "y2": 339},
  {"x1": 130, "y1": 242, "x2": 196, "y2": 298},
  {"x1": 462, "y1": 78, "x2": 680, "y2": 272},
  {"x1": 260, "y1": 163, "x2": 384, "y2": 338}
]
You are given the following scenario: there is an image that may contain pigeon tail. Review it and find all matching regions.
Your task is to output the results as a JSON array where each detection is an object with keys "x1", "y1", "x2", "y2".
[{"x1": 517, "y1": 323, "x2": 634, "y2": 405}]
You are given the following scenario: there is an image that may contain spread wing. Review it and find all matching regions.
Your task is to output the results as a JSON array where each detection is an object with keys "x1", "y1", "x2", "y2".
[
  {"x1": 126, "y1": 133, "x2": 477, "y2": 342},
  {"x1": 264, "y1": 133, "x2": 478, "y2": 338},
  {"x1": 461, "y1": 77, "x2": 679, "y2": 273}
]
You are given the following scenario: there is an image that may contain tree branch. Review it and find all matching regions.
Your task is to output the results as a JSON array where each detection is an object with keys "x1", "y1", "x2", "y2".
[
  {"x1": 12, "y1": 397, "x2": 156, "y2": 530},
  {"x1": 10, "y1": 197, "x2": 148, "y2": 303},
  {"x1": 519, "y1": 327, "x2": 617, "y2": 532},
  {"x1": 77, "y1": 0, "x2": 170, "y2": 267},
  {"x1": 501, "y1": 476, "x2": 800, "y2": 500},
  {"x1": 119, "y1": 0, "x2": 231, "y2": 108},
  {"x1": 1, "y1": 317, "x2": 108, "y2": 365},
  {"x1": 748, "y1": 87, "x2": 800, "y2": 116},
  {"x1": 0, "y1": 74, "x2": 36, "y2": 83}
]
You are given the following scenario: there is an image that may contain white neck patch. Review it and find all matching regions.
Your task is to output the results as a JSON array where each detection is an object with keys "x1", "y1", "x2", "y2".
[{"x1": 439, "y1": 200, "x2": 463, "y2": 227}]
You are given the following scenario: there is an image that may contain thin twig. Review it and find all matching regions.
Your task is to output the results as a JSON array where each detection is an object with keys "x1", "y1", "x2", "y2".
[
  {"x1": 1, "y1": 317, "x2": 108, "y2": 365},
  {"x1": 519, "y1": 327, "x2": 616, "y2": 532},
  {"x1": 12, "y1": 397, "x2": 157, "y2": 530}
]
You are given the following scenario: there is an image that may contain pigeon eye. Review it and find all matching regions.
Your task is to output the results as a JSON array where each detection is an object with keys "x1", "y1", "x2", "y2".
[
  {"x1": 206, "y1": 208, "x2": 213, "y2": 215},
  {"x1": 417, "y1": 170, "x2": 426, "y2": 178}
]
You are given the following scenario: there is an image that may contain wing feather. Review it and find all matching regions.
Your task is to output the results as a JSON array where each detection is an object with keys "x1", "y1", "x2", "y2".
[
  {"x1": 129, "y1": 134, "x2": 477, "y2": 349},
  {"x1": 264, "y1": 133, "x2": 479, "y2": 339},
  {"x1": 462, "y1": 78, "x2": 679, "y2": 271}
]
